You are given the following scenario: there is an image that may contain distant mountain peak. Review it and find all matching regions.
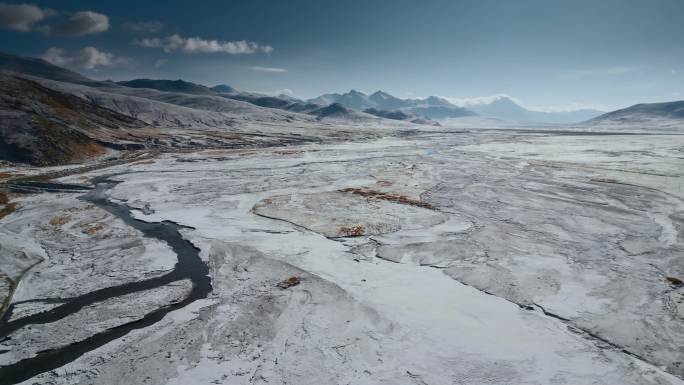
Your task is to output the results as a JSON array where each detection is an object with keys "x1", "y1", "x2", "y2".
[
  {"x1": 488, "y1": 96, "x2": 522, "y2": 107},
  {"x1": 307, "y1": 89, "x2": 474, "y2": 119},
  {"x1": 423, "y1": 96, "x2": 454, "y2": 107},
  {"x1": 310, "y1": 102, "x2": 355, "y2": 119},
  {"x1": 211, "y1": 84, "x2": 236, "y2": 93},
  {"x1": 464, "y1": 95, "x2": 604, "y2": 123},
  {"x1": 369, "y1": 90, "x2": 394, "y2": 100},
  {"x1": 118, "y1": 78, "x2": 216, "y2": 95}
]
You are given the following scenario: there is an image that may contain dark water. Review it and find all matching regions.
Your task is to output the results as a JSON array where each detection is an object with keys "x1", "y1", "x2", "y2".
[
  {"x1": 0, "y1": 176, "x2": 212, "y2": 385},
  {"x1": 2, "y1": 180, "x2": 93, "y2": 194}
]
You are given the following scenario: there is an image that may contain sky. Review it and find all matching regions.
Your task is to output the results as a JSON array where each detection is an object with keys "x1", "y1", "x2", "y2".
[{"x1": 0, "y1": 0, "x2": 683, "y2": 111}]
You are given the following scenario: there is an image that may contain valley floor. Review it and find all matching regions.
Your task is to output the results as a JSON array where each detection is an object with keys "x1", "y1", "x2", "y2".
[{"x1": 1, "y1": 129, "x2": 684, "y2": 384}]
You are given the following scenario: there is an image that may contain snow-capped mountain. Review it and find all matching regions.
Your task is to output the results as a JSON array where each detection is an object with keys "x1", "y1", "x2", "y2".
[
  {"x1": 368, "y1": 91, "x2": 411, "y2": 110},
  {"x1": 460, "y1": 95, "x2": 604, "y2": 124},
  {"x1": 211, "y1": 84, "x2": 237, "y2": 93},
  {"x1": 310, "y1": 90, "x2": 376, "y2": 110},
  {"x1": 309, "y1": 90, "x2": 474, "y2": 120}
]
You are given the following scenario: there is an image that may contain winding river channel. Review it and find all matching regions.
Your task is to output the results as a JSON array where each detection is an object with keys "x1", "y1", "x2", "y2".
[{"x1": 0, "y1": 176, "x2": 212, "y2": 385}]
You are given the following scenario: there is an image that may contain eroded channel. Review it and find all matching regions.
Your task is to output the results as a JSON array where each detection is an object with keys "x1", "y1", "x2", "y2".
[{"x1": 0, "y1": 175, "x2": 212, "y2": 385}]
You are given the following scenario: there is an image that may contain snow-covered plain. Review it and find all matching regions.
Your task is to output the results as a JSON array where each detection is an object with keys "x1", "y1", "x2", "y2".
[{"x1": 1, "y1": 129, "x2": 684, "y2": 384}]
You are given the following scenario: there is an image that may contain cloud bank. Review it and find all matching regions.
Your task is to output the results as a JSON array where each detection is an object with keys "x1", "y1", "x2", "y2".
[
  {"x1": 43, "y1": 11, "x2": 109, "y2": 36},
  {"x1": 561, "y1": 67, "x2": 631, "y2": 80},
  {"x1": 444, "y1": 94, "x2": 521, "y2": 107},
  {"x1": 249, "y1": 66, "x2": 286, "y2": 73},
  {"x1": 42, "y1": 47, "x2": 131, "y2": 70},
  {"x1": 0, "y1": 3, "x2": 53, "y2": 31},
  {"x1": 137, "y1": 34, "x2": 273, "y2": 54}
]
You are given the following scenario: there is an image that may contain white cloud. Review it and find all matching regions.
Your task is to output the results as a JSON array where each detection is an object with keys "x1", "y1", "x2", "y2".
[
  {"x1": 41, "y1": 47, "x2": 72, "y2": 66},
  {"x1": 561, "y1": 66, "x2": 631, "y2": 80},
  {"x1": 268, "y1": 88, "x2": 294, "y2": 96},
  {"x1": 249, "y1": 66, "x2": 286, "y2": 73},
  {"x1": 123, "y1": 20, "x2": 163, "y2": 33},
  {"x1": 444, "y1": 94, "x2": 521, "y2": 107},
  {"x1": 528, "y1": 102, "x2": 607, "y2": 112},
  {"x1": 445, "y1": 93, "x2": 605, "y2": 112},
  {"x1": 137, "y1": 34, "x2": 273, "y2": 54},
  {"x1": 42, "y1": 46, "x2": 131, "y2": 70},
  {"x1": 43, "y1": 11, "x2": 109, "y2": 36},
  {"x1": 0, "y1": 3, "x2": 53, "y2": 31}
]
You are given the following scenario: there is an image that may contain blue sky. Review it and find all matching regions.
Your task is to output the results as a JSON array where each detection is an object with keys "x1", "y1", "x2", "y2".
[{"x1": 0, "y1": 0, "x2": 683, "y2": 110}]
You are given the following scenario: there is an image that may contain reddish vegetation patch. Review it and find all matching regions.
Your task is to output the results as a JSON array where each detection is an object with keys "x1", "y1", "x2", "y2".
[
  {"x1": 339, "y1": 225, "x2": 366, "y2": 236},
  {"x1": 666, "y1": 277, "x2": 683, "y2": 285},
  {"x1": 277, "y1": 276, "x2": 301, "y2": 289},
  {"x1": 340, "y1": 187, "x2": 434, "y2": 209},
  {"x1": 0, "y1": 172, "x2": 22, "y2": 179},
  {"x1": 49, "y1": 215, "x2": 71, "y2": 227},
  {"x1": 0, "y1": 192, "x2": 16, "y2": 220},
  {"x1": 66, "y1": 204, "x2": 94, "y2": 213},
  {"x1": 72, "y1": 142, "x2": 107, "y2": 159},
  {"x1": 81, "y1": 223, "x2": 105, "y2": 234},
  {"x1": 0, "y1": 203, "x2": 16, "y2": 220}
]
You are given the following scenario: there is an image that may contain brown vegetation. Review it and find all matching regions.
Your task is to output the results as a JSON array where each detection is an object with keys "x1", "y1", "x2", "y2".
[
  {"x1": 0, "y1": 202, "x2": 16, "y2": 220},
  {"x1": 277, "y1": 276, "x2": 301, "y2": 289},
  {"x1": 0, "y1": 191, "x2": 17, "y2": 220},
  {"x1": 340, "y1": 187, "x2": 434, "y2": 209},
  {"x1": 81, "y1": 223, "x2": 105, "y2": 234},
  {"x1": 132, "y1": 159, "x2": 156, "y2": 165},
  {"x1": 0, "y1": 274, "x2": 15, "y2": 313},
  {"x1": 72, "y1": 142, "x2": 107, "y2": 159},
  {"x1": 339, "y1": 225, "x2": 366, "y2": 236},
  {"x1": 0, "y1": 172, "x2": 22, "y2": 179},
  {"x1": 49, "y1": 215, "x2": 71, "y2": 227}
]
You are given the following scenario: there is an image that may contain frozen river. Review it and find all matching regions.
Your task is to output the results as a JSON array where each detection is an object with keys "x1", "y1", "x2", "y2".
[{"x1": 1, "y1": 130, "x2": 683, "y2": 384}]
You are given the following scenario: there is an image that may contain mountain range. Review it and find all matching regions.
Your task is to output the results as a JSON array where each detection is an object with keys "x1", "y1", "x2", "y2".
[
  {"x1": 0, "y1": 52, "x2": 415, "y2": 166},
  {"x1": 308, "y1": 90, "x2": 604, "y2": 124},
  {"x1": 308, "y1": 90, "x2": 476, "y2": 120},
  {"x1": 463, "y1": 95, "x2": 605, "y2": 124},
  {"x1": 0, "y1": 50, "x2": 601, "y2": 125},
  {"x1": 0, "y1": 51, "x2": 683, "y2": 166}
]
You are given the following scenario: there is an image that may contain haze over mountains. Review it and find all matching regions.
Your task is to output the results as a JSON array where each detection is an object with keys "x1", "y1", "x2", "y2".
[
  {"x1": 307, "y1": 89, "x2": 604, "y2": 124},
  {"x1": 463, "y1": 95, "x2": 605, "y2": 124}
]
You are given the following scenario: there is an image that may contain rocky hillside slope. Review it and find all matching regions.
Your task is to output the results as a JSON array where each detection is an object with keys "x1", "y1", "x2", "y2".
[{"x1": 0, "y1": 74, "x2": 148, "y2": 166}]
